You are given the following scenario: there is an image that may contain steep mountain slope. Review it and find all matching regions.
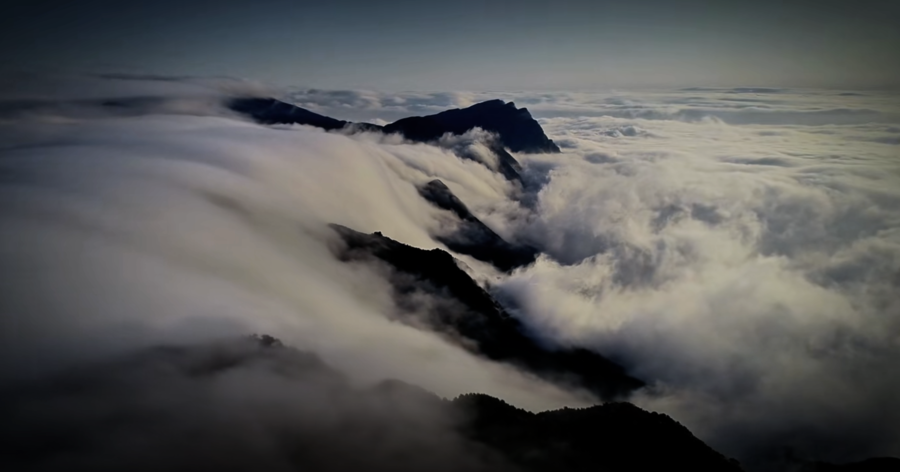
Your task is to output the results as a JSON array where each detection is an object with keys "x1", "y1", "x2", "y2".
[{"x1": 329, "y1": 224, "x2": 643, "y2": 400}]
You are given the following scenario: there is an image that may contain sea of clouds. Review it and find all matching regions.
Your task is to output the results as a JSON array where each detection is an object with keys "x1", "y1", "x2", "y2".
[{"x1": 0, "y1": 73, "x2": 898, "y2": 470}]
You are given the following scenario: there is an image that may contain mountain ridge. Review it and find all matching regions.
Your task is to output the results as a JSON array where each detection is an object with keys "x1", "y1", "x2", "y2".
[
  {"x1": 227, "y1": 96, "x2": 559, "y2": 184},
  {"x1": 328, "y1": 223, "x2": 644, "y2": 400},
  {"x1": 0, "y1": 335, "x2": 740, "y2": 472}
]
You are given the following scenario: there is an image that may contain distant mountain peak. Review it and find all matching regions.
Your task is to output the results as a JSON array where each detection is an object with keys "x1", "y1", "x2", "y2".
[
  {"x1": 383, "y1": 99, "x2": 560, "y2": 154},
  {"x1": 227, "y1": 96, "x2": 561, "y2": 182}
]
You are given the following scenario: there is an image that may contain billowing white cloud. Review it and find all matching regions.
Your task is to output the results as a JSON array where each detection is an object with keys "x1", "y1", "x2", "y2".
[
  {"x1": 2, "y1": 74, "x2": 899, "y2": 470},
  {"x1": 487, "y1": 92, "x2": 900, "y2": 467},
  {"x1": 0, "y1": 84, "x2": 584, "y2": 413}
]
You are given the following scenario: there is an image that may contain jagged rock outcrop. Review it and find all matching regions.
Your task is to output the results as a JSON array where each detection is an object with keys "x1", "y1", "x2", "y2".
[
  {"x1": 418, "y1": 179, "x2": 537, "y2": 272},
  {"x1": 329, "y1": 224, "x2": 643, "y2": 400}
]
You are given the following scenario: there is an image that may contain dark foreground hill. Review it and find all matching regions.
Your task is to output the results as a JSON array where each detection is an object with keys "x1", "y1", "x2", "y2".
[{"x1": 0, "y1": 335, "x2": 741, "y2": 472}]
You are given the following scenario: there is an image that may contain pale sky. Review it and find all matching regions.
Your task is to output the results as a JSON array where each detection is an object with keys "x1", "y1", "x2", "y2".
[{"x1": 1, "y1": 0, "x2": 898, "y2": 91}]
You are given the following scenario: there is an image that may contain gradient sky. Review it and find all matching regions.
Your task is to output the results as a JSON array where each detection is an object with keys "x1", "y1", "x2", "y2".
[{"x1": 1, "y1": 0, "x2": 898, "y2": 91}]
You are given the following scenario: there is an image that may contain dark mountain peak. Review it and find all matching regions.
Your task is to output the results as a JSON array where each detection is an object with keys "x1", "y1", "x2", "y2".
[
  {"x1": 226, "y1": 96, "x2": 558, "y2": 183},
  {"x1": 383, "y1": 99, "x2": 560, "y2": 154}
]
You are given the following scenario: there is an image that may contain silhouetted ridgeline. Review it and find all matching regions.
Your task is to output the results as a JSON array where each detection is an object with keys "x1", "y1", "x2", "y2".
[
  {"x1": 0, "y1": 335, "x2": 738, "y2": 472},
  {"x1": 329, "y1": 223, "x2": 644, "y2": 400}
]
